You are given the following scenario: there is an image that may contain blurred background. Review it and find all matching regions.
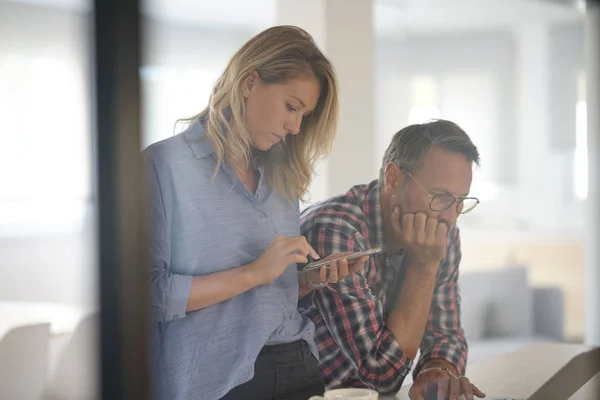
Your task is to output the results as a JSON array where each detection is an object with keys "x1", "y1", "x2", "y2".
[{"x1": 0, "y1": 0, "x2": 594, "y2": 398}]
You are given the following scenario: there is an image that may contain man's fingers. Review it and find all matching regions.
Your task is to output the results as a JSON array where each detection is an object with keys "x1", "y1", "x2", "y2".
[
  {"x1": 414, "y1": 212, "x2": 428, "y2": 244},
  {"x1": 458, "y1": 376, "x2": 473, "y2": 400},
  {"x1": 408, "y1": 382, "x2": 425, "y2": 400},
  {"x1": 400, "y1": 212, "x2": 415, "y2": 241},
  {"x1": 337, "y1": 257, "x2": 349, "y2": 280},
  {"x1": 449, "y1": 376, "x2": 460, "y2": 400},
  {"x1": 436, "y1": 376, "x2": 449, "y2": 400},
  {"x1": 319, "y1": 265, "x2": 327, "y2": 282},
  {"x1": 436, "y1": 219, "x2": 449, "y2": 237},
  {"x1": 425, "y1": 215, "x2": 438, "y2": 238},
  {"x1": 414, "y1": 212, "x2": 427, "y2": 231},
  {"x1": 402, "y1": 212, "x2": 415, "y2": 229},
  {"x1": 471, "y1": 383, "x2": 486, "y2": 398},
  {"x1": 349, "y1": 256, "x2": 368, "y2": 273},
  {"x1": 328, "y1": 259, "x2": 339, "y2": 282}
]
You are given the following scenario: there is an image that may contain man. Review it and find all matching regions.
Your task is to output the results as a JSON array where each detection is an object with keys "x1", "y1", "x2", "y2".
[{"x1": 299, "y1": 120, "x2": 486, "y2": 399}]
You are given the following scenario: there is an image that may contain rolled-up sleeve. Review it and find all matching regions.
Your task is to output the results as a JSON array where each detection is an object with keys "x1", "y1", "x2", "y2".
[{"x1": 144, "y1": 153, "x2": 192, "y2": 322}]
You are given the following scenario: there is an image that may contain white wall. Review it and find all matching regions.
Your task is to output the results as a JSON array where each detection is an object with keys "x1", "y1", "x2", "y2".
[{"x1": 374, "y1": 24, "x2": 585, "y2": 235}]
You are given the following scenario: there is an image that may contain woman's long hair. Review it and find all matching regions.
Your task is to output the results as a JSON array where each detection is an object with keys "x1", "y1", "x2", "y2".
[{"x1": 181, "y1": 25, "x2": 339, "y2": 203}]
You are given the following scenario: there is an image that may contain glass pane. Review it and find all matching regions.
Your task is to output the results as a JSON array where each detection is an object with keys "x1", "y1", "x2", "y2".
[
  {"x1": 0, "y1": 1, "x2": 98, "y2": 398},
  {"x1": 140, "y1": 2, "x2": 276, "y2": 399}
]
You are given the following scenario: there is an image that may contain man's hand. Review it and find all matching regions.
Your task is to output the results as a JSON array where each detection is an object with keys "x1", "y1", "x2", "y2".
[
  {"x1": 298, "y1": 252, "x2": 368, "y2": 297},
  {"x1": 391, "y1": 208, "x2": 448, "y2": 267},
  {"x1": 409, "y1": 361, "x2": 486, "y2": 400}
]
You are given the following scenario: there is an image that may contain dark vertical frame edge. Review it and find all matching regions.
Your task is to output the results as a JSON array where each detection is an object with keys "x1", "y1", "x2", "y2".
[{"x1": 92, "y1": 0, "x2": 149, "y2": 398}]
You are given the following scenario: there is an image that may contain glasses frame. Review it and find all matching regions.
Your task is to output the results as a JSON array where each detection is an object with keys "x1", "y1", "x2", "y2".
[{"x1": 399, "y1": 166, "x2": 480, "y2": 215}]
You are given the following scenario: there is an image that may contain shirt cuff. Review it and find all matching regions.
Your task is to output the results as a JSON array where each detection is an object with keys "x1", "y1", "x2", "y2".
[
  {"x1": 163, "y1": 274, "x2": 193, "y2": 322},
  {"x1": 377, "y1": 330, "x2": 414, "y2": 372}
]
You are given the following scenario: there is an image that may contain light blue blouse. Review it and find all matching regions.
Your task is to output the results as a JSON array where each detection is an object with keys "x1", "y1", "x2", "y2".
[{"x1": 144, "y1": 119, "x2": 318, "y2": 400}]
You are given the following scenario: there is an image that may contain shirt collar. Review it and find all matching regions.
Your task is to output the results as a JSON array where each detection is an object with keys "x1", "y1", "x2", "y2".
[
  {"x1": 183, "y1": 118, "x2": 214, "y2": 159},
  {"x1": 183, "y1": 118, "x2": 264, "y2": 171},
  {"x1": 363, "y1": 179, "x2": 387, "y2": 251}
]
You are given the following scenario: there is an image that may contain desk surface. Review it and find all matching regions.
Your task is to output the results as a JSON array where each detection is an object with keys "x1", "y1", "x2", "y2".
[{"x1": 388, "y1": 343, "x2": 599, "y2": 400}]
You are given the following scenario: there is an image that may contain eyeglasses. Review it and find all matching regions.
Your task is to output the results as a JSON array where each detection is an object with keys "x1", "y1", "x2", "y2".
[{"x1": 400, "y1": 166, "x2": 479, "y2": 215}]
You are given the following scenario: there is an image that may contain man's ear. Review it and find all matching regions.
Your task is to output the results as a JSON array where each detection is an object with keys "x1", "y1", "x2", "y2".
[
  {"x1": 241, "y1": 70, "x2": 260, "y2": 98},
  {"x1": 383, "y1": 162, "x2": 402, "y2": 193}
]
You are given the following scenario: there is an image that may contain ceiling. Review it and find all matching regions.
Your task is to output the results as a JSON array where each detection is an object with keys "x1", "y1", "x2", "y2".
[
  {"x1": 374, "y1": 0, "x2": 583, "y2": 36},
  {"x1": 3, "y1": 0, "x2": 584, "y2": 36}
]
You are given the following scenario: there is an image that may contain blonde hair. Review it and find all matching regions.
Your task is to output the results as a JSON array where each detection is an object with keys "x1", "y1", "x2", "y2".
[{"x1": 182, "y1": 25, "x2": 339, "y2": 203}]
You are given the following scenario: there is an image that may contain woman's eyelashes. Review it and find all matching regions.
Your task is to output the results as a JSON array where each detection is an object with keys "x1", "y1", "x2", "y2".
[{"x1": 286, "y1": 103, "x2": 298, "y2": 113}]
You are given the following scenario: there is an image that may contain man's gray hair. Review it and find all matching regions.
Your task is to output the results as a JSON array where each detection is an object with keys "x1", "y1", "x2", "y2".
[{"x1": 379, "y1": 119, "x2": 480, "y2": 182}]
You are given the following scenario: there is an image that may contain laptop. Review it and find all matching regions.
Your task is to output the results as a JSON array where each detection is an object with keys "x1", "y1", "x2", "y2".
[{"x1": 490, "y1": 346, "x2": 600, "y2": 400}]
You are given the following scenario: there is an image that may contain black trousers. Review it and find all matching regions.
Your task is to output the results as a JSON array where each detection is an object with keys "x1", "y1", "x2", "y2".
[{"x1": 220, "y1": 340, "x2": 325, "y2": 400}]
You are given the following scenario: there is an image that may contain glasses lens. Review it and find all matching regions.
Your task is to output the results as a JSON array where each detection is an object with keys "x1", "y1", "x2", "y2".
[
  {"x1": 458, "y1": 198, "x2": 479, "y2": 214},
  {"x1": 430, "y1": 195, "x2": 455, "y2": 211}
]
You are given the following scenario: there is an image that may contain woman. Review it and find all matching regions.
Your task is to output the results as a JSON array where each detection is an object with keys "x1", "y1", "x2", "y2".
[{"x1": 145, "y1": 26, "x2": 365, "y2": 400}]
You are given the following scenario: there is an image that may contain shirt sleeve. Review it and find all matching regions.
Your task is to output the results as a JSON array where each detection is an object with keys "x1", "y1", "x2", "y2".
[
  {"x1": 304, "y1": 226, "x2": 413, "y2": 394},
  {"x1": 144, "y1": 153, "x2": 193, "y2": 322},
  {"x1": 412, "y1": 226, "x2": 469, "y2": 379}
]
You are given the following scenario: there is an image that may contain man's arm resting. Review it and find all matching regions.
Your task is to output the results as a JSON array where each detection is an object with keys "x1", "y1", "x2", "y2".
[
  {"x1": 412, "y1": 225, "x2": 469, "y2": 378},
  {"x1": 384, "y1": 259, "x2": 440, "y2": 360}
]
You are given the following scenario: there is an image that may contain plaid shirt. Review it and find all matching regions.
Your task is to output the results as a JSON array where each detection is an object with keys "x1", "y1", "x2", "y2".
[{"x1": 299, "y1": 179, "x2": 468, "y2": 394}]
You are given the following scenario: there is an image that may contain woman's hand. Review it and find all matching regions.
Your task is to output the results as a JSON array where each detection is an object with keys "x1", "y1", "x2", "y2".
[{"x1": 247, "y1": 236, "x2": 319, "y2": 287}]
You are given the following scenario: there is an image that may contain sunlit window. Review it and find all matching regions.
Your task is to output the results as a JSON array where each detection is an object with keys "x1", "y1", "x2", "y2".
[
  {"x1": 407, "y1": 75, "x2": 440, "y2": 124},
  {"x1": 0, "y1": 55, "x2": 90, "y2": 236},
  {"x1": 406, "y1": 73, "x2": 498, "y2": 201},
  {"x1": 440, "y1": 73, "x2": 496, "y2": 183}
]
